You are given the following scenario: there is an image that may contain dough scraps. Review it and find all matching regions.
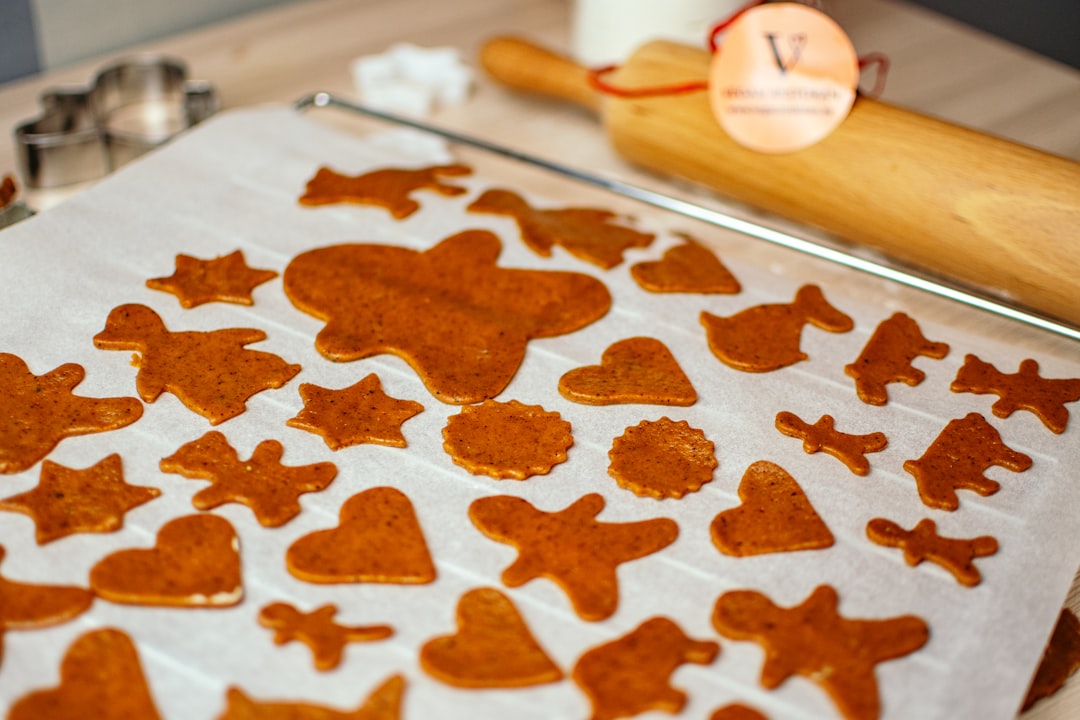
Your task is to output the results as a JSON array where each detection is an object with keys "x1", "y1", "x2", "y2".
[
  {"x1": 469, "y1": 493, "x2": 678, "y2": 621},
  {"x1": 1023, "y1": 609, "x2": 1080, "y2": 711}
]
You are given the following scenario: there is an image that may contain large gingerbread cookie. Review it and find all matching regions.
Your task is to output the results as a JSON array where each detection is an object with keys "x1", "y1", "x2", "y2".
[{"x1": 283, "y1": 231, "x2": 611, "y2": 404}]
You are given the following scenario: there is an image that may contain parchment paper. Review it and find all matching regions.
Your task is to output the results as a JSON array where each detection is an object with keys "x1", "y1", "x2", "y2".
[{"x1": 1, "y1": 105, "x2": 1079, "y2": 720}]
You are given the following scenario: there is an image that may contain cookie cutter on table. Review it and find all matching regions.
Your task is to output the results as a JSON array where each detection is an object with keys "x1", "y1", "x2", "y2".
[
  {"x1": 14, "y1": 56, "x2": 218, "y2": 189},
  {"x1": 293, "y1": 91, "x2": 1080, "y2": 344}
]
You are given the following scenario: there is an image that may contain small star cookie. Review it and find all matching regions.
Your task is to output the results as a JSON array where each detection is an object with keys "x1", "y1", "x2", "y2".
[
  {"x1": 218, "y1": 675, "x2": 405, "y2": 720},
  {"x1": 951, "y1": 354, "x2": 1080, "y2": 434},
  {"x1": 420, "y1": 587, "x2": 562, "y2": 688},
  {"x1": 146, "y1": 250, "x2": 278, "y2": 308},
  {"x1": 630, "y1": 233, "x2": 741, "y2": 294},
  {"x1": 558, "y1": 337, "x2": 697, "y2": 406},
  {"x1": 607, "y1": 417, "x2": 717, "y2": 499},
  {"x1": 0, "y1": 454, "x2": 160, "y2": 544},
  {"x1": 89, "y1": 514, "x2": 243, "y2": 607},
  {"x1": 0, "y1": 353, "x2": 142, "y2": 474},
  {"x1": 286, "y1": 486, "x2": 436, "y2": 585},
  {"x1": 469, "y1": 493, "x2": 678, "y2": 621},
  {"x1": 287, "y1": 374, "x2": 424, "y2": 450},
  {"x1": 713, "y1": 585, "x2": 929, "y2": 720},
  {"x1": 468, "y1": 188, "x2": 654, "y2": 268},
  {"x1": 258, "y1": 601, "x2": 393, "y2": 671},
  {"x1": 443, "y1": 400, "x2": 573, "y2": 480},
  {"x1": 94, "y1": 304, "x2": 300, "y2": 425},
  {"x1": 299, "y1": 164, "x2": 472, "y2": 218},
  {"x1": 160, "y1": 431, "x2": 337, "y2": 527},
  {"x1": 573, "y1": 617, "x2": 719, "y2": 720},
  {"x1": 774, "y1": 411, "x2": 887, "y2": 476}
]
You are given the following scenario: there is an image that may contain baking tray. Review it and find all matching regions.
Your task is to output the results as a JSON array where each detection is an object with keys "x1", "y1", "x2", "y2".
[{"x1": 0, "y1": 101, "x2": 1078, "y2": 720}]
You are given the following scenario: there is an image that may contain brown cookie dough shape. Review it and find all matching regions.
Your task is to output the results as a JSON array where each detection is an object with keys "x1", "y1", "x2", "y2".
[
  {"x1": 146, "y1": 250, "x2": 278, "y2": 308},
  {"x1": 701, "y1": 285, "x2": 853, "y2": 372},
  {"x1": 607, "y1": 417, "x2": 717, "y2": 499},
  {"x1": 286, "y1": 486, "x2": 436, "y2": 585},
  {"x1": 467, "y1": 188, "x2": 654, "y2": 268},
  {"x1": 866, "y1": 518, "x2": 997, "y2": 587},
  {"x1": 844, "y1": 312, "x2": 949, "y2": 405},
  {"x1": 1024, "y1": 609, "x2": 1080, "y2": 711},
  {"x1": 573, "y1": 616, "x2": 719, "y2": 720},
  {"x1": 711, "y1": 460, "x2": 834, "y2": 556},
  {"x1": 218, "y1": 674, "x2": 405, "y2": 720},
  {"x1": 709, "y1": 704, "x2": 769, "y2": 720},
  {"x1": 558, "y1": 337, "x2": 697, "y2": 406},
  {"x1": 287, "y1": 374, "x2": 424, "y2": 450},
  {"x1": 160, "y1": 431, "x2": 337, "y2": 527},
  {"x1": 951, "y1": 354, "x2": 1080, "y2": 434},
  {"x1": 8, "y1": 628, "x2": 161, "y2": 720},
  {"x1": 774, "y1": 411, "x2": 887, "y2": 476},
  {"x1": 0, "y1": 353, "x2": 143, "y2": 475},
  {"x1": 93, "y1": 304, "x2": 300, "y2": 425},
  {"x1": 0, "y1": 454, "x2": 160, "y2": 544},
  {"x1": 442, "y1": 399, "x2": 573, "y2": 480},
  {"x1": 299, "y1": 164, "x2": 471, "y2": 218},
  {"x1": 903, "y1": 412, "x2": 1032, "y2": 511},
  {"x1": 630, "y1": 233, "x2": 741, "y2": 294},
  {"x1": 89, "y1": 514, "x2": 243, "y2": 607},
  {"x1": 713, "y1": 585, "x2": 929, "y2": 720},
  {"x1": 420, "y1": 587, "x2": 562, "y2": 688},
  {"x1": 0, "y1": 546, "x2": 93, "y2": 660},
  {"x1": 258, "y1": 602, "x2": 393, "y2": 671},
  {"x1": 283, "y1": 231, "x2": 611, "y2": 404},
  {"x1": 469, "y1": 493, "x2": 678, "y2": 621}
]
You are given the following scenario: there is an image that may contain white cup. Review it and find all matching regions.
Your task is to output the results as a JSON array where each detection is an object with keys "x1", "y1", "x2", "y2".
[{"x1": 571, "y1": 0, "x2": 747, "y2": 66}]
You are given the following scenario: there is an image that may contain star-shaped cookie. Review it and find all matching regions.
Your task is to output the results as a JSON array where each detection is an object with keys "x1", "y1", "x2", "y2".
[
  {"x1": 287, "y1": 374, "x2": 424, "y2": 450},
  {"x1": 0, "y1": 353, "x2": 143, "y2": 475},
  {"x1": 283, "y1": 231, "x2": 611, "y2": 404},
  {"x1": 713, "y1": 585, "x2": 929, "y2": 720},
  {"x1": 160, "y1": 431, "x2": 337, "y2": 527},
  {"x1": 0, "y1": 454, "x2": 160, "y2": 544},
  {"x1": 146, "y1": 250, "x2": 278, "y2": 308},
  {"x1": 469, "y1": 493, "x2": 678, "y2": 621}
]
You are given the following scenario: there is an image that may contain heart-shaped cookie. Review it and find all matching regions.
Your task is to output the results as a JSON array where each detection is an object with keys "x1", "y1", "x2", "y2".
[
  {"x1": 8, "y1": 628, "x2": 161, "y2": 720},
  {"x1": 559, "y1": 337, "x2": 697, "y2": 406},
  {"x1": 420, "y1": 587, "x2": 562, "y2": 688},
  {"x1": 630, "y1": 235, "x2": 740, "y2": 294},
  {"x1": 711, "y1": 461, "x2": 833, "y2": 556},
  {"x1": 286, "y1": 486, "x2": 436, "y2": 584},
  {"x1": 89, "y1": 514, "x2": 242, "y2": 607}
]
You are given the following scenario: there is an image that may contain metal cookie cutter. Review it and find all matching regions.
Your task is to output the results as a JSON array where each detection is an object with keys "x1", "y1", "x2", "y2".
[{"x1": 14, "y1": 56, "x2": 218, "y2": 189}]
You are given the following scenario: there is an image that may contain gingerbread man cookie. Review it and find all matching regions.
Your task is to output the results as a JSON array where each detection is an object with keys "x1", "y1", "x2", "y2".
[
  {"x1": 0, "y1": 353, "x2": 142, "y2": 474},
  {"x1": 607, "y1": 417, "x2": 717, "y2": 499},
  {"x1": 774, "y1": 411, "x2": 887, "y2": 476},
  {"x1": 713, "y1": 585, "x2": 928, "y2": 720},
  {"x1": 420, "y1": 587, "x2": 562, "y2": 688},
  {"x1": 469, "y1": 493, "x2": 678, "y2": 621},
  {"x1": 701, "y1": 285, "x2": 853, "y2": 372},
  {"x1": 0, "y1": 454, "x2": 160, "y2": 544},
  {"x1": 146, "y1": 250, "x2": 278, "y2": 308},
  {"x1": 467, "y1": 188, "x2": 654, "y2": 268},
  {"x1": 844, "y1": 312, "x2": 949, "y2": 406},
  {"x1": 866, "y1": 518, "x2": 998, "y2": 587},
  {"x1": 711, "y1": 460, "x2": 834, "y2": 556},
  {"x1": 258, "y1": 602, "x2": 393, "y2": 671},
  {"x1": 573, "y1": 617, "x2": 719, "y2": 720},
  {"x1": 558, "y1": 337, "x2": 697, "y2": 406},
  {"x1": 160, "y1": 431, "x2": 337, "y2": 527},
  {"x1": 630, "y1": 233, "x2": 741, "y2": 294},
  {"x1": 443, "y1": 400, "x2": 573, "y2": 480},
  {"x1": 283, "y1": 231, "x2": 611, "y2": 404},
  {"x1": 286, "y1": 486, "x2": 436, "y2": 585},
  {"x1": 287, "y1": 374, "x2": 424, "y2": 450},
  {"x1": 903, "y1": 412, "x2": 1032, "y2": 511},
  {"x1": 89, "y1": 514, "x2": 243, "y2": 607},
  {"x1": 94, "y1": 304, "x2": 300, "y2": 425},
  {"x1": 951, "y1": 354, "x2": 1080, "y2": 434},
  {"x1": 299, "y1": 164, "x2": 472, "y2": 218},
  {"x1": 219, "y1": 674, "x2": 405, "y2": 720}
]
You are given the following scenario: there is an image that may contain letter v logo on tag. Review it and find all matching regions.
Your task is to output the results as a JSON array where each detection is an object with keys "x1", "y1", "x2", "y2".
[{"x1": 765, "y1": 32, "x2": 807, "y2": 74}]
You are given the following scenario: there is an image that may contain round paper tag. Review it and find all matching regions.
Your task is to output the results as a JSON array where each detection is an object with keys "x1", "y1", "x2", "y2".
[{"x1": 708, "y1": 2, "x2": 858, "y2": 154}]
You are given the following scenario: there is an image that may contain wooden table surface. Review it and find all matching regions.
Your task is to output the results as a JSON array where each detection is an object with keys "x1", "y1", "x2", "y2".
[{"x1": 2, "y1": 0, "x2": 1079, "y2": 717}]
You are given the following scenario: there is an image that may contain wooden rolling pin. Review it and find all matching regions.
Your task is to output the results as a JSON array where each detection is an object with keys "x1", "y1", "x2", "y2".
[{"x1": 480, "y1": 36, "x2": 1080, "y2": 328}]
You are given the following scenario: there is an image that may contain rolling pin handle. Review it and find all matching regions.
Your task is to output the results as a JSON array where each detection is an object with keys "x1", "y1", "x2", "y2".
[{"x1": 480, "y1": 36, "x2": 602, "y2": 114}]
